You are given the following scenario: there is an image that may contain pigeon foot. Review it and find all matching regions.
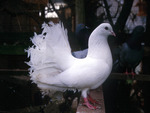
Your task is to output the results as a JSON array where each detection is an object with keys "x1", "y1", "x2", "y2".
[
  {"x1": 88, "y1": 95, "x2": 101, "y2": 105},
  {"x1": 83, "y1": 98, "x2": 99, "y2": 110}
]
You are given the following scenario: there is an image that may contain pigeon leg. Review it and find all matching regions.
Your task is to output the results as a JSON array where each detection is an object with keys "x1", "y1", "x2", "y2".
[
  {"x1": 131, "y1": 69, "x2": 136, "y2": 78},
  {"x1": 88, "y1": 94, "x2": 101, "y2": 105},
  {"x1": 82, "y1": 89, "x2": 98, "y2": 109},
  {"x1": 125, "y1": 68, "x2": 129, "y2": 75},
  {"x1": 83, "y1": 98, "x2": 97, "y2": 109}
]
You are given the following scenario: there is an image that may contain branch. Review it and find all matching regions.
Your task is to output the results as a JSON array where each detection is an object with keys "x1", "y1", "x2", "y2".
[
  {"x1": 114, "y1": 0, "x2": 134, "y2": 34},
  {"x1": 103, "y1": 0, "x2": 114, "y2": 27},
  {"x1": 113, "y1": 0, "x2": 121, "y2": 18},
  {"x1": 48, "y1": 0, "x2": 61, "y2": 19}
]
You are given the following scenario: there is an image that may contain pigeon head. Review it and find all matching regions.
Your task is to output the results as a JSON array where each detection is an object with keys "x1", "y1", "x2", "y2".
[
  {"x1": 93, "y1": 23, "x2": 116, "y2": 38},
  {"x1": 127, "y1": 26, "x2": 145, "y2": 50},
  {"x1": 75, "y1": 24, "x2": 86, "y2": 35},
  {"x1": 89, "y1": 23, "x2": 115, "y2": 46}
]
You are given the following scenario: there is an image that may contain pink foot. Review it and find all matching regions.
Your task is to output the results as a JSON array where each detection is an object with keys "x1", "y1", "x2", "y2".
[
  {"x1": 125, "y1": 72, "x2": 129, "y2": 75},
  {"x1": 131, "y1": 71, "x2": 135, "y2": 78},
  {"x1": 83, "y1": 98, "x2": 98, "y2": 109},
  {"x1": 88, "y1": 95, "x2": 101, "y2": 105},
  {"x1": 131, "y1": 72, "x2": 135, "y2": 76},
  {"x1": 124, "y1": 69, "x2": 129, "y2": 75}
]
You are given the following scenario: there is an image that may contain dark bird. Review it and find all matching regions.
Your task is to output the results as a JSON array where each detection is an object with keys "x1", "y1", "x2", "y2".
[
  {"x1": 112, "y1": 26, "x2": 144, "y2": 75},
  {"x1": 75, "y1": 24, "x2": 91, "y2": 50}
]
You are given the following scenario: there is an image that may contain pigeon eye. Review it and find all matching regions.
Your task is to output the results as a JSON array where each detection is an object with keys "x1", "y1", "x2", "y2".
[{"x1": 105, "y1": 27, "x2": 108, "y2": 30}]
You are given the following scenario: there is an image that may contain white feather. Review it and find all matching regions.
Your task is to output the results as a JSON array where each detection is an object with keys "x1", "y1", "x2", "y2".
[{"x1": 26, "y1": 22, "x2": 114, "y2": 98}]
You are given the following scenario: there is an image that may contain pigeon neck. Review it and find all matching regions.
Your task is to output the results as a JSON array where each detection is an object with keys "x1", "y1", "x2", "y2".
[{"x1": 87, "y1": 33, "x2": 112, "y2": 66}]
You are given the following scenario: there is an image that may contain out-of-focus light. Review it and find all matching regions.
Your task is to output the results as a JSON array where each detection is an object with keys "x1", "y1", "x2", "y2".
[
  {"x1": 45, "y1": 11, "x2": 58, "y2": 18},
  {"x1": 39, "y1": 11, "x2": 42, "y2": 17},
  {"x1": 42, "y1": 1, "x2": 67, "y2": 18}
]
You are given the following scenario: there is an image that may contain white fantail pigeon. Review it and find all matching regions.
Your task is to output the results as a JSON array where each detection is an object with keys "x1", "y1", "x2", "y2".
[{"x1": 26, "y1": 22, "x2": 115, "y2": 109}]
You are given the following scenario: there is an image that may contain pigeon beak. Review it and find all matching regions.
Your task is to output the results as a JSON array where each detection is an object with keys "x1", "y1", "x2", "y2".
[{"x1": 111, "y1": 31, "x2": 116, "y2": 37}]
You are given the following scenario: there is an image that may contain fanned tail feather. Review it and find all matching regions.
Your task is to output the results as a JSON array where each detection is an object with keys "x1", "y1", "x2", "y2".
[{"x1": 26, "y1": 22, "x2": 75, "y2": 95}]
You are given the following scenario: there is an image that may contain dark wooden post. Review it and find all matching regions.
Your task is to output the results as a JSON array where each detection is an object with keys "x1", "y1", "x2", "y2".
[{"x1": 75, "y1": 0, "x2": 85, "y2": 25}]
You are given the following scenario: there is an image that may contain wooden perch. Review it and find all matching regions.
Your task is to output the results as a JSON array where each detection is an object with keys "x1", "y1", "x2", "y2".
[{"x1": 109, "y1": 73, "x2": 150, "y2": 81}]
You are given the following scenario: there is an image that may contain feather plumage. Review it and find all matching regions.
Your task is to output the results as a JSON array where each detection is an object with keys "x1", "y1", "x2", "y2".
[{"x1": 26, "y1": 22, "x2": 114, "y2": 109}]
